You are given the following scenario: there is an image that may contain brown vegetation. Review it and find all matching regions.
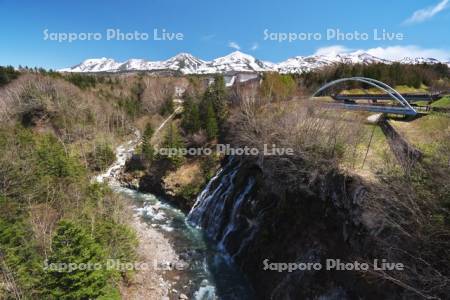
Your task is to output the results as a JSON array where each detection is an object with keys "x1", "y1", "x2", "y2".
[{"x1": 226, "y1": 94, "x2": 449, "y2": 298}]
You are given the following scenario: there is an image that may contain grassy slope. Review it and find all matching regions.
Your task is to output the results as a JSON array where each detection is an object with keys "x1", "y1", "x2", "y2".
[
  {"x1": 390, "y1": 113, "x2": 450, "y2": 166},
  {"x1": 431, "y1": 96, "x2": 450, "y2": 108},
  {"x1": 340, "y1": 110, "x2": 449, "y2": 187}
]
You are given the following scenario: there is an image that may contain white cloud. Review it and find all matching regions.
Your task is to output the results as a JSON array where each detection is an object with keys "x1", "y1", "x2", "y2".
[
  {"x1": 228, "y1": 41, "x2": 241, "y2": 50},
  {"x1": 250, "y1": 43, "x2": 259, "y2": 51},
  {"x1": 314, "y1": 45, "x2": 352, "y2": 56},
  {"x1": 366, "y1": 46, "x2": 449, "y2": 61},
  {"x1": 403, "y1": 0, "x2": 449, "y2": 24},
  {"x1": 313, "y1": 45, "x2": 450, "y2": 61}
]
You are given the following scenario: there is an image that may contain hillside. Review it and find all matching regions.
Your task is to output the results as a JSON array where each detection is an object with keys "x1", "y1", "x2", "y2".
[
  {"x1": 1, "y1": 68, "x2": 449, "y2": 299},
  {"x1": 0, "y1": 71, "x2": 194, "y2": 299}
]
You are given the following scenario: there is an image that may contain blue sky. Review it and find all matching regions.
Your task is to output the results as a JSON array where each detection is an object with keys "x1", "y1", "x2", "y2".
[{"x1": 0, "y1": 0, "x2": 449, "y2": 69}]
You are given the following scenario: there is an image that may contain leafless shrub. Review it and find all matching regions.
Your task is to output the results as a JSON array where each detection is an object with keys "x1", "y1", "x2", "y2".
[
  {"x1": 358, "y1": 158, "x2": 450, "y2": 298},
  {"x1": 28, "y1": 204, "x2": 59, "y2": 258},
  {"x1": 231, "y1": 95, "x2": 449, "y2": 298},
  {"x1": 141, "y1": 77, "x2": 175, "y2": 114},
  {"x1": 0, "y1": 257, "x2": 23, "y2": 300},
  {"x1": 230, "y1": 97, "x2": 367, "y2": 170},
  {"x1": 185, "y1": 129, "x2": 208, "y2": 148},
  {"x1": 0, "y1": 74, "x2": 132, "y2": 142},
  {"x1": 228, "y1": 79, "x2": 261, "y2": 106}
]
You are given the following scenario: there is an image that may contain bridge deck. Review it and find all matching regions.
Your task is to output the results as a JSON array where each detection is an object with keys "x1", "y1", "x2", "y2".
[
  {"x1": 332, "y1": 93, "x2": 442, "y2": 103},
  {"x1": 323, "y1": 103, "x2": 419, "y2": 115}
]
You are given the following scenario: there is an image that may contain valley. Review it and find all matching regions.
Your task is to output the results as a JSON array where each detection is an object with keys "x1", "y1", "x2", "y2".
[
  {"x1": 2, "y1": 1, "x2": 450, "y2": 299},
  {"x1": 0, "y1": 59, "x2": 449, "y2": 299}
]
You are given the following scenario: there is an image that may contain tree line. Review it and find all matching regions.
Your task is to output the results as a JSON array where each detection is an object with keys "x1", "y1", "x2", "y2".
[
  {"x1": 0, "y1": 66, "x2": 20, "y2": 86},
  {"x1": 181, "y1": 75, "x2": 227, "y2": 140},
  {"x1": 297, "y1": 62, "x2": 450, "y2": 92}
]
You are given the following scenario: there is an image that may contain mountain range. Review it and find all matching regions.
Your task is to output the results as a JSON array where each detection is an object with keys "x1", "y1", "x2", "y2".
[{"x1": 60, "y1": 51, "x2": 450, "y2": 74}]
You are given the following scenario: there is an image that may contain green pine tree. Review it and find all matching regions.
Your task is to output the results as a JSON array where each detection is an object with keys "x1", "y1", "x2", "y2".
[
  {"x1": 162, "y1": 123, "x2": 185, "y2": 166},
  {"x1": 200, "y1": 87, "x2": 213, "y2": 121},
  {"x1": 141, "y1": 123, "x2": 154, "y2": 162},
  {"x1": 88, "y1": 143, "x2": 115, "y2": 172},
  {"x1": 181, "y1": 97, "x2": 201, "y2": 134},
  {"x1": 160, "y1": 97, "x2": 174, "y2": 116},
  {"x1": 44, "y1": 220, "x2": 112, "y2": 299},
  {"x1": 205, "y1": 100, "x2": 219, "y2": 140},
  {"x1": 36, "y1": 134, "x2": 84, "y2": 179},
  {"x1": 211, "y1": 75, "x2": 228, "y2": 124}
]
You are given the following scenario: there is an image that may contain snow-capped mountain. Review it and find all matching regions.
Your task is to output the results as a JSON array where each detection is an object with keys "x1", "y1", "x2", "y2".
[
  {"x1": 163, "y1": 53, "x2": 207, "y2": 74},
  {"x1": 276, "y1": 55, "x2": 337, "y2": 74},
  {"x1": 118, "y1": 59, "x2": 165, "y2": 72},
  {"x1": 207, "y1": 51, "x2": 274, "y2": 73},
  {"x1": 274, "y1": 51, "x2": 390, "y2": 74},
  {"x1": 396, "y1": 57, "x2": 441, "y2": 65},
  {"x1": 62, "y1": 57, "x2": 122, "y2": 73},
  {"x1": 60, "y1": 51, "x2": 449, "y2": 74}
]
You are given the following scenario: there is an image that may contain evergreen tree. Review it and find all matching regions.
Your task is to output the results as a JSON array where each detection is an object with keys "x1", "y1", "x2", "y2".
[
  {"x1": 131, "y1": 78, "x2": 145, "y2": 103},
  {"x1": 87, "y1": 143, "x2": 115, "y2": 172},
  {"x1": 44, "y1": 221, "x2": 110, "y2": 299},
  {"x1": 0, "y1": 197, "x2": 42, "y2": 297},
  {"x1": 210, "y1": 75, "x2": 228, "y2": 124},
  {"x1": 36, "y1": 134, "x2": 84, "y2": 179},
  {"x1": 200, "y1": 87, "x2": 213, "y2": 120},
  {"x1": 162, "y1": 123, "x2": 184, "y2": 166},
  {"x1": 181, "y1": 97, "x2": 201, "y2": 134},
  {"x1": 205, "y1": 100, "x2": 219, "y2": 140},
  {"x1": 141, "y1": 123, "x2": 154, "y2": 162},
  {"x1": 0, "y1": 65, "x2": 20, "y2": 86},
  {"x1": 160, "y1": 97, "x2": 174, "y2": 116}
]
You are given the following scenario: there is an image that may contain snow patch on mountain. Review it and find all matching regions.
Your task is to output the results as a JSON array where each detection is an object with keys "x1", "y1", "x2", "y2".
[
  {"x1": 208, "y1": 51, "x2": 274, "y2": 73},
  {"x1": 60, "y1": 51, "x2": 449, "y2": 74},
  {"x1": 396, "y1": 57, "x2": 441, "y2": 65},
  {"x1": 163, "y1": 53, "x2": 208, "y2": 74},
  {"x1": 60, "y1": 57, "x2": 122, "y2": 72}
]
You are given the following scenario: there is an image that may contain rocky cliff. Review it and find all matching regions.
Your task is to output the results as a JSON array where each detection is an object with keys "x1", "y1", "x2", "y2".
[{"x1": 188, "y1": 155, "x2": 403, "y2": 299}]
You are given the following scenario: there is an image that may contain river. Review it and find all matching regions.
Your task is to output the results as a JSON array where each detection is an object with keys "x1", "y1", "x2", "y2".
[{"x1": 95, "y1": 131, "x2": 254, "y2": 300}]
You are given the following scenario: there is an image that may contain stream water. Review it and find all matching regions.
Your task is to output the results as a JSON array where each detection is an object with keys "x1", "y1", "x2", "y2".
[{"x1": 95, "y1": 132, "x2": 254, "y2": 300}]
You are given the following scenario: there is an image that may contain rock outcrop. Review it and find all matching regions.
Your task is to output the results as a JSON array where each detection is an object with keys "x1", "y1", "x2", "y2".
[{"x1": 188, "y1": 155, "x2": 401, "y2": 299}]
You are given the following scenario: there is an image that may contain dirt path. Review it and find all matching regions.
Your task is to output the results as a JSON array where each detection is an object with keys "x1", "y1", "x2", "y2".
[{"x1": 151, "y1": 106, "x2": 183, "y2": 146}]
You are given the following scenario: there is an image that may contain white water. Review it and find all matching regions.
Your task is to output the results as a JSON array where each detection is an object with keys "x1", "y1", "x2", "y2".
[
  {"x1": 187, "y1": 159, "x2": 241, "y2": 240},
  {"x1": 96, "y1": 130, "x2": 253, "y2": 299},
  {"x1": 219, "y1": 177, "x2": 255, "y2": 250},
  {"x1": 187, "y1": 158, "x2": 259, "y2": 264},
  {"x1": 94, "y1": 129, "x2": 141, "y2": 185}
]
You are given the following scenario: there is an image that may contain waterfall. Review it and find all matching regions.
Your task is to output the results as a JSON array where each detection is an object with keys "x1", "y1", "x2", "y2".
[
  {"x1": 187, "y1": 157, "x2": 258, "y2": 259},
  {"x1": 219, "y1": 177, "x2": 255, "y2": 248},
  {"x1": 93, "y1": 133, "x2": 254, "y2": 299}
]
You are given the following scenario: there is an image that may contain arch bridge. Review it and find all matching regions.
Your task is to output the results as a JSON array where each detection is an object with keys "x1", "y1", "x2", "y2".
[{"x1": 312, "y1": 77, "x2": 418, "y2": 116}]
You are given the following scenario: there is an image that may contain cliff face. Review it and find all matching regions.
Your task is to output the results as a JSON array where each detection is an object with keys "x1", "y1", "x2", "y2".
[
  {"x1": 188, "y1": 156, "x2": 401, "y2": 299},
  {"x1": 128, "y1": 156, "x2": 207, "y2": 211}
]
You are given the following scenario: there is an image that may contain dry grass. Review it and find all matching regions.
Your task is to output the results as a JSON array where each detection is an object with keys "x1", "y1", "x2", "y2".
[
  {"x1": 163, "y1": 160, "x2": 203, "y2": 194},
  {"x1": 230, "y1": 96, "x2": 449, "y2": 298},
  {"x1": 229, "y1": 97, "x2": 370, "y2": 173}
]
